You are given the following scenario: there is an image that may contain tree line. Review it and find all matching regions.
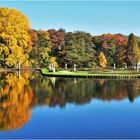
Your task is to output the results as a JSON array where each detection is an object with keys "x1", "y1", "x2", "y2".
[{"x1": 1, "y1": 7, "x2": 140, "y2": 69}]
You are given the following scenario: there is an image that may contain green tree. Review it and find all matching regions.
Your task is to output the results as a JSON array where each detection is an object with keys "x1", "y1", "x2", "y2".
[
  {"x1": 64, "y1": 31, "x2": 96, "y2": 68},
  {"x1": 114, "y1": 45, "x2": 127, "y2": 67},
  {"x1": 29, "y1": 29, "x2": 52, "y2": 68},
  {"x1": 0, "y1": 7, "x2": 31, "y2": 67}
]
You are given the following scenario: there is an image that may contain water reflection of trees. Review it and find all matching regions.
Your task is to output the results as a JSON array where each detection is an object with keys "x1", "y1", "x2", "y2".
[
  {"x1": 0, "y1": 71, "x2": 140, "y2": 131},
  {"x1": 31, "y1": 74, "x2": 140, "y2": 107},
  {"x1": 0, "y1": 72, "x2": 33, "y2": 131}
]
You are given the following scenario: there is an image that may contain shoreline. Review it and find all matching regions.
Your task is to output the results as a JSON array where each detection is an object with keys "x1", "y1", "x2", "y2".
[
  {"x1": 41, "y1": 69, "x2": 140, "y2": 79},
  {"x1": 0, "y1": 68, "x2": 39, "y2": 72}
]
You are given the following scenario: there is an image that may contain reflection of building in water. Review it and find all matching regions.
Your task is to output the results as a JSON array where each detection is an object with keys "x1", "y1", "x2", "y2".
[
  {"x1": 49, "y1": 77, "x2": 56, "y2": 86},
  {"x1": 74, "y1": 78, "x2": 77, "y2": 84}
]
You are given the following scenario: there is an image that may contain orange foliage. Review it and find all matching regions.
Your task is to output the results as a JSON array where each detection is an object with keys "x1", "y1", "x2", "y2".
[{"x1": 0, "y1": 72, "x2": 33, "y2": 131}]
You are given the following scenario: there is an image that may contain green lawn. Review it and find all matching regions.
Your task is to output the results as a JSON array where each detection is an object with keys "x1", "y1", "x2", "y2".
[{"x1": 41, "y1": 68, "x2": 140, "y2": 78}]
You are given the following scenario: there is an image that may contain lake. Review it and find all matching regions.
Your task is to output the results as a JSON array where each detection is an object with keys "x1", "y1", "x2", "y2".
[{"x1": 0, "y1": 71, "x2": 140, "y2": 139}]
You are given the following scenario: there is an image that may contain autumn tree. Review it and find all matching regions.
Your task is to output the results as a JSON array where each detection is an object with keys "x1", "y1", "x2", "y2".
[
  {"x1": 126, "y1": 33, "x2": 140, "y2": 67},
  {"x1": 49, "y1": 57, "x2": 59, "y2": 68},
  {"x1": 114, "y1": 45, "x2": 127, "y2": 67},
  {"x1": 48, "y1": 29, "x2": 64, "y2": 50},
  {"x1": 135, "y1": 35, "x2": 140, "y2": 48},
  {"x1": 0, "y1": 7, "x2": 32, "y2": 68},
  {"x1": 98, "y1": 51, "x2": 107, "y2": 68},
  {"x1": 29, "y1": 29, "x2": 52, "y2": 68},
  {"x1": 48, "y1": 29, "x2": 64, "y2": 66},
  {"x1": 93, "y1": 34, "x2": 128, "y2": 66}
]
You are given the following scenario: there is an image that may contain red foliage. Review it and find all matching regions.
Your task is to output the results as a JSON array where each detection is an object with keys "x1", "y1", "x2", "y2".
[
  {"x1": 93, "y1": 34, "x2": 128, "y2": 49},
  {"x1": 48, "y1": 29, "x2": 64, "y2": 49},
  {"x1": 28, "y1": 29, "x2": 38, "y2": 45}
]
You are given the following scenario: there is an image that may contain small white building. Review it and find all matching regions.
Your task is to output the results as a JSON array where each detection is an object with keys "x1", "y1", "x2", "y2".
[{"x1": 133, "y1": 62, "x2": 140, "y2": 71}]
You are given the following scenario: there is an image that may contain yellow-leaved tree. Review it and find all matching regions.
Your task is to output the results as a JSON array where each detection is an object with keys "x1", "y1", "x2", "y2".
[
  {"x1": 0, "y1": 7, "x2": 32, "y2": 68},
  {"x1": 49, "y1": 57, "x2": 59, "y2": 68},
  {"x1": 98, "y1": 51, "x2": 107, "y2": 68}
]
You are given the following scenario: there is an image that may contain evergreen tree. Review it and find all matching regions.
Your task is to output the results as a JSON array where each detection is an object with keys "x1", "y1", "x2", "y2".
[{"x1": 126, "y1": 33, "x2": 140, "y2": 67}]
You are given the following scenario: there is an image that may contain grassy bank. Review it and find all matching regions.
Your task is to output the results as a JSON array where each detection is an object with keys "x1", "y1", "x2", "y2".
[{"x1": 41, "y1": 68, "x2": 140, "y2": 79}]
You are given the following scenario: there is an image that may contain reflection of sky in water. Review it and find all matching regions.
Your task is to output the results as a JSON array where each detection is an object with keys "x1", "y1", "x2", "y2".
[
  {"x1": 0, "y1": 72, "x2": 140, "y2": 139},
  {"x1": 1, "y1": 97, "x2": 140, "y2": 139}
]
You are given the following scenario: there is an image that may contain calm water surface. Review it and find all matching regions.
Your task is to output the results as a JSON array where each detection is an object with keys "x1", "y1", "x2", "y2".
[{"x1": 0, "y1": 71, "x2": 140, "y2": 139}]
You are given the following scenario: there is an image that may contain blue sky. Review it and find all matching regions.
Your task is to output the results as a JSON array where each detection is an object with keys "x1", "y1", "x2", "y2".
[{"x1": 1, "y1": 1, "x2": 140, "y2": 36}]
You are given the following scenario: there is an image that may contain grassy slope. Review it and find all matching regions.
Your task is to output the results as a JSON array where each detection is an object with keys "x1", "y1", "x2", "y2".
[{"x1": 41, "y1": 68, "x2": 140, "y2": 77}]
